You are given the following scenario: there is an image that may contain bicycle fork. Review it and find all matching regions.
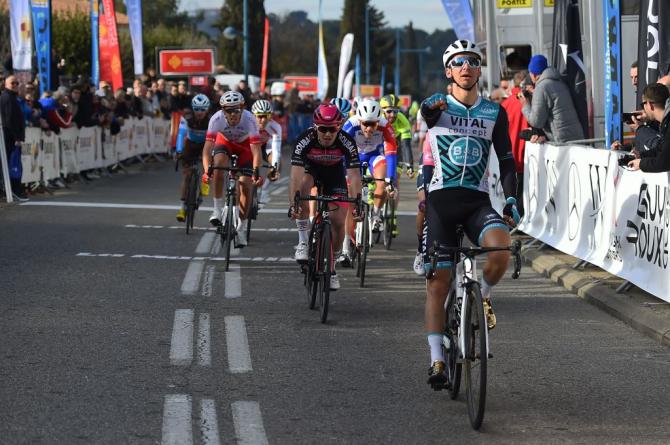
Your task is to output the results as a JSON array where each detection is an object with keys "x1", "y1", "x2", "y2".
[{"x1": 457, "y1": 258, "x2": 491, "y2": 360}]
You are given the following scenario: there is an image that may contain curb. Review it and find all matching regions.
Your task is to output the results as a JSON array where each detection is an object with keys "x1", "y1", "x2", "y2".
[{"x1": 521, "y1": 246, "x2": 670, "y2": 348}]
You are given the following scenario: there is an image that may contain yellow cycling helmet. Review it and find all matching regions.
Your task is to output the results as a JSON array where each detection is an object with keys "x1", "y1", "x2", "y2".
[{"x1": 379, "y1": 94, "x2": 400, "y2": 109}]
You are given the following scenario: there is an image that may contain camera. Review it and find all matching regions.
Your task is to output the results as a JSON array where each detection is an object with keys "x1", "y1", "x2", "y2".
[{"x1": 618, "y1": 154, "x2": 635, "y2": 166}]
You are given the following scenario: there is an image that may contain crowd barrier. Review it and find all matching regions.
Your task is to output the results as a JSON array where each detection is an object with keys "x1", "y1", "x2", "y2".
[
  {"x1": 519, "y1": 143, "x2": 670, "y2": 303},
  {"x1": 19, "y1": 117, "x2": 172, "y2": 185}
]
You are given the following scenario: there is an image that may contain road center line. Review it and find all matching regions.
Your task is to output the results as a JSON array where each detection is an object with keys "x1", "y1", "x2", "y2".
[
  {"x1": 181, "y1": 261, "x2": 205, "y2": 295},
  {"x1": 162, "y1": 394, "x2": 193, "y2": 445},
  {"x1": 169, "y1": 310, "x2": 194, "y2": 366},
  {"x1": 196, "y1": 232, "x2": 216, "y2": 254},
  {"x1": 231, "y1": 401, "x2": 269, "y2": 445},
  {"x1": 225, "y1": 264, "x2": 242, "y2": 299},
  {"x1": 202, "y1": 265, "x2": 215, "y2": 297},
  {"x1": 197, "y1": 313, "x2": 212, "y2": 367},
  {"x1": 200, "y1": 399, "x2": 221, "y2": 445},
  {"x1": 225, "y1": 316, "x2": 252, "y2": 373}
]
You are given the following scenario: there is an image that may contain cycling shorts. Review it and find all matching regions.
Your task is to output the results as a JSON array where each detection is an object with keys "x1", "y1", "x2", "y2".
[
  {"x1": 424, "y1": 188, "x2": 508, "y2": 270},
  {"x1": 358, "y1": 149, "x2": 386, "y2": 176},
  {"x1": 212, "y1": 144, "x2": 253, "y2": 177},
  {"x1": 416, "y1": 171, "x2": 424, "y2": 191},
  {"x1": 305, "y1": 162, "x2": 349, "y2": 206},
  {"x1": 181, "y1": 139, "x2": 204, "y2": 164}
]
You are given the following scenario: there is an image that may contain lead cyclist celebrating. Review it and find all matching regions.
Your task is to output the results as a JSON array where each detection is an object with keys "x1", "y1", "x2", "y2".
[{"x1": 422, "y1": 40, "x2": 520, "y2": 386}]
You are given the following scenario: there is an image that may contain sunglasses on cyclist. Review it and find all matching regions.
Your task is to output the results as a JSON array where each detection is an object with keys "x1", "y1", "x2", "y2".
[
  {"x1": 255, "y1": 113, "x2": 272, "y2": 119},
  {"x1": 448, "y1": 55, "x2": 482, "y2": 68},
  {"x1": 316, "y1": 125, "x2": 338, "y2": 134},
  {"x1": 361, "y1": 121, "x2": 378, "y2": 128},
  {"x1": 384, "y1": 108, "x2": 399, "y2": 114},
  {"x1": 223, "y1": 108, "x2": 242, "y2": 115}
]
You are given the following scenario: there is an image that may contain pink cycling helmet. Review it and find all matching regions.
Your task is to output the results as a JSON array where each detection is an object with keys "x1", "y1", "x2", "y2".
[{"x1": 313, "y1": 104, "x2": 341, "y2": 126}]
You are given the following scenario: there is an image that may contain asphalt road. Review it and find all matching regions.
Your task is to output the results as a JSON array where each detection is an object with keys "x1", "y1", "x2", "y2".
[{"x1": 1, "y1": 158, "x2": 670, "y2": 445}]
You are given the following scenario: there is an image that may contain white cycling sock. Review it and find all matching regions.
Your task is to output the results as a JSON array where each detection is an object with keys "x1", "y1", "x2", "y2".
[
  {"x1": 296, "y1": 219, "x2": 309, "y2": 243},
  {"x1": 428, "y1": 333, "x2": 445, "y2": 364},
  {"x1": 239, "y1": 218, "x2": 248, "y2": 232},
  {"x1": 342, "y1": 238, "x2": 351, "y2": 254},
  {"x1": 213, "y1": 198, "x2": 224, "y2": 212},
  {"x1": 481, "y1": 277, "x2": 493, "y2": 300}
]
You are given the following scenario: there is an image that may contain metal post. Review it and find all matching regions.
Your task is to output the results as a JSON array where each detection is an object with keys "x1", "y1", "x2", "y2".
[
  {"x1": 394, "y1": 29, "x2": 400, "y2": 96},
  {"x1": 365, "y1": 5, "x2": 370, "y2": 85},
  {"x1": 0, "y1": 111, "x2": 14, "y2": 203},
  {"x1": 243, "y1": 0, "x2": 249, "y2": 83},
  {"x1": 380, "y1": 64, "x2": 386, "y2": 96}
]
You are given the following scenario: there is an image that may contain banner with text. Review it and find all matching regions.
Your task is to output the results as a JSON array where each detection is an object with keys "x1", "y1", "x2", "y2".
[
  {"x1": 10, "y1": 0, "x2": 32, "y2": 71},
  {"x1": 99, "y1": 0, "x2": 123, "y2": 90},
  {"x1": 31, "y1": 0, "x2": 51, "y2": 95}
]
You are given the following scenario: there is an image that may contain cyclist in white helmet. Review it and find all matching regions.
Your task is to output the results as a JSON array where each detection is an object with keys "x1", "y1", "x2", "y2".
[
  {"x1": 251, "y1": 99, "x2": 282, "y2": 204},
  {"x1": 202, "y1": 90, "x2": 263, "y2": 247}
]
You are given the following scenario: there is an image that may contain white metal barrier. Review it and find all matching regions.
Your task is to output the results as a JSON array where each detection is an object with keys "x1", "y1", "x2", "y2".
[{"x1": 519, "y1": 142, "x2": 670, "y2": 303}]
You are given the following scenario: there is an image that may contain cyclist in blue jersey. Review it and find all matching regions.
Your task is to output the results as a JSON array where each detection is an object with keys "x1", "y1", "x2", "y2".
[
  {"x1": 422, "y1": 40, "x2": 520, "y2": 386},
  {"x1": 175, "y1": 94, "x2": 212, "y2": 222}
]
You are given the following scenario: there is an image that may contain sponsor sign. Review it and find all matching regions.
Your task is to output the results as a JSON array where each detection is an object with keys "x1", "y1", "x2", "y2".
[
  {"x1": 398, "y1": 94, "x2": 412, "y2": 111},
  {"x1": 284, "y1": 75, "x2": 319, "y2": 94},
  {"x1": 354, "y1": 84, "x2": 382, "y2": 98},
  {"x1": 497, "y1": 0, "x2": 532, "y2": 8},
  {"x1": 158, "y1": 49, "x2": 215, "y2": 76}
]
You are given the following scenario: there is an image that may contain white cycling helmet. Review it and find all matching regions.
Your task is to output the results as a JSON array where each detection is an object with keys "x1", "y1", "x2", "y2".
[
  {"x1": 442, "y1": 39, "x2": 483, "y2": 68},
  {"x1": 251, "y1": 99, "x2": 273, "y2": 114},
  {"x1": 219, "y1": 90, "x2": 245, "y2": 108},
  {"x1": 191, "y1": 94, "x2": 210, "y2": 112},
  {"x1": 355, "y1": 98, "x2": 381, "y2": 122}
]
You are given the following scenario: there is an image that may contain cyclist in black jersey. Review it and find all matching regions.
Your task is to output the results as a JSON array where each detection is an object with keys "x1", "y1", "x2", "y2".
[
  {"x1": 289, "y1": 104, "x2": 362, "y2": 291},
  {"x1": 421, "y1": 40, "x2": 520, "y2": 386}
]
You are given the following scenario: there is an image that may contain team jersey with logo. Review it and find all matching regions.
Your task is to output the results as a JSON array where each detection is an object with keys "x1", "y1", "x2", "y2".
[
  {"x1": 342, "y1": 115, "x2": 397, "y2": 177},
  {"x1": 205, "y1": 109, "x2": 261, "y2": 147},
  {"x1": 422, "y1": 95, "x2": 515, "y2": 196},
  {"x1": 291, "y1": 128, "x2": 360, "y2": 169},
  {"x1": 176, "y1": 110, "x2": 211, "y2": 153},
  {"x1": 258, "y1": 119, "x2": 282, "y2": 166}
]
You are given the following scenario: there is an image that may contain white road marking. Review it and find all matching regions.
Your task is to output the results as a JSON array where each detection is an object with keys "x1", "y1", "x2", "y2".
[
  {"x1": 196, "y1": 232, "x2": 217, "y2": 254},
  {"x1": 197, "y1": 313, "x2": 212, "y2": 367},
  {"x1": 202, "y1": 265, "x2": 215, "y2": 297},
  {"x1": 225, "y1": 264, "x2": 242, "y2": 298},
  {"x1": 76, "y1": 253, "x2": 295, "y2": 262},
  {"x1": 126, "y1": 224, "x2": 297, "y2": 232},
  {"x1": 231, "y1": 401, "x2": 269, "y2": 445},
  {"x1": 270, "y1": 185, "x2": 287, "y2": 196},
  {"x1": 181, "y1": 261, "x2": 205, "y2": 295},
  {"x1": 169, "y1": 310, "x2": 194, "y2": 366},
  {"x1": 200, "y1": 399, "x2": 221, "y2": 445},
  {"x1": 225, "y1": 316, "x2": 252, "y2": 373},
  {"x1": 162, "y1": 394, "x2": 193, "y2": 445}
]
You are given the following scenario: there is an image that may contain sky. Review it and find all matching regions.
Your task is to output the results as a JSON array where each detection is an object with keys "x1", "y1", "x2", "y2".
[{"x1": 179, "y1": 0, "x2": 453, "y2": 33}]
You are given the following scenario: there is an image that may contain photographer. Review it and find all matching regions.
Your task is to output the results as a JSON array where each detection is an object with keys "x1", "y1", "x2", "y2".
[
  {"x1": 519, "y1": 54, "x2": 584, "y2": 143},
  {"x1": 627, "y1": 83, "x2": 670, "y2": 172}
]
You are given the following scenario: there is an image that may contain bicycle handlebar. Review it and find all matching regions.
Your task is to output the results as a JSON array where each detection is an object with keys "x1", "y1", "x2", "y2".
[{"x1": 425, "y1": 240, "x2": 523, "y2": 280}]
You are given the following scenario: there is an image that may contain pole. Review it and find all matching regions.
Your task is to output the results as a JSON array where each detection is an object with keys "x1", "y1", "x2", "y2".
[
  {"x1": 394, "y1": 29, "x2": 400, "y2": 96},
  {"x1": 243, "y1": 0, "x2": 249, "y2": 83},
  {"x1": 380, "y1": 64, "x2": 385, "y2": 96},
  {"x1": 365, "y1": 5, "x2": 370, "y2": 85},
  {"x1": 485, "y1": 0, "x2": 495, "y2": 94},
  {"x1": 0, "y1": 111, "x2": 14, "y2": 203},
  {"x1": 355, "y1": 53, "x2": 361, "y2": 97}
]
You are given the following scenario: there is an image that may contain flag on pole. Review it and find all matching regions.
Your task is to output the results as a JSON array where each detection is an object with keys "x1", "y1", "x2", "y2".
[
  {"x1": 337, "y1": 33, "x2": 354, "y2": 97},
  {"x1": 317, "y1": 0, "x2": 329, "y2": 100},
  {"x1": 125, "y1": 0, "x2": 143, "y2": 76},
  {"x1": 439, "y1": 0, "x2": 474, "y2": 42},
  {"x1": 91, "y1": 0, "x2": 100, "y2": 88},
  {"x1": 552, "y1": 0, "x2": 589, "y2": 137},
  {"x1": 343, "y1": 69, "x2": 354, "y2": 99},
  {"x1": 99, "y1": 0, "x2": 123, "y2": 91},
  {"x1": 31, "y1": 0, "x2": 51, "y2": 95},
  {"x1": 636, "y1": 0, "x2": 670, "y2": 106},
  {"x1": 603, "y1": 0, "x2": 622, "y2": 148},
  {"x1": 260, "y1": 18, "x2": 270, "y2": 92},
  {"x1": 9, "y1": 0, "x2": 32, "y2": 71}
]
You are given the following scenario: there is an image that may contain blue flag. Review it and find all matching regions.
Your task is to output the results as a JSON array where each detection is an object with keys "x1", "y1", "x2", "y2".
[
  {"x1": 440, "y1": 0, "x2": 474, "y2": 42},
  {"x1": 125, "y1": 0, "x2": 144, "y2": 76},
  {"x1": 91, "y1": 0, "x2": 100, "y2": 87},
  {"x1": 603, "y1": 0, "x2": 622, "y2": 147},
  {"x1": 31, "y1": 0, "x2": 51, "y2": 95}
]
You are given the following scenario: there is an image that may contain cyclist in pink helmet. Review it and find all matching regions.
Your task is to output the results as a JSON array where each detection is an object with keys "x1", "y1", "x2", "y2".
[{"x1": 288, "y1": 104, "x2": 362, "y2": 291}]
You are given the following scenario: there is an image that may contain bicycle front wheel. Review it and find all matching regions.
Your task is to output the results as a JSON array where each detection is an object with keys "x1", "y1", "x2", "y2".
[
  {"x1": 223, "y1": 198, "x2": 235, "y2": 272},
  {"x1": 383, "y1": 198, "x2": 395, "y2": 250},
  {"x1": 185, "y1": 171, "x2": 199, "y2": 234},
  {"x1": 306, "y1": 224, "x2": 319, "y2": 309},
  {"x1": 444, "y1": 288, "x2": 462, "y2": 400},
  {"x1": 359, "y1": 210, "x2": 370, "y2": 287},
  {"x1": 247, "y1": 186, "x2": 258, "y2": 242},
  {"x1": 463, "y1": 282, "x2": 487, "y2": 430},
  {"x1": 317, "y1": 224, "x2": 332, "y2": 323}
]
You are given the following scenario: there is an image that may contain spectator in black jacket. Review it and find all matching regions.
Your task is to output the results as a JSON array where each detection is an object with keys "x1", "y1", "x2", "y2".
[
  {"x1": 628, "y1": 83, "x2": 670, "y2": 172},
  {"x1": 1, "y1": 75, "x2": 27, "y2": 199}
]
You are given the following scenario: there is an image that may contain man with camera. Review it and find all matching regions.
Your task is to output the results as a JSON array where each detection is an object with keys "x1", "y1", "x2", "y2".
[
  {"x1": 626, "y1": 83, "x2": 670, "y2": 172},
  {"x1": 519, "y1": 55, "x2": 584, "y2": 143}
]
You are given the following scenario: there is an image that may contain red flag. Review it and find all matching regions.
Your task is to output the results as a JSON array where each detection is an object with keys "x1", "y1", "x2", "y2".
[
  {"x1": 99, "y1": 0, "x2": 123, "y2": 91},
  {"x1": 260, "y1": 18, "x2": 270, "y2": 92}
]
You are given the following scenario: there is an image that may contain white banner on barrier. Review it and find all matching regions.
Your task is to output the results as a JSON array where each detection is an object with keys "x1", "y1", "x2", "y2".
[
  {"x1": 101, "y1": 129, "x2": 116, "y2": 167},
  {"x1": 133, "y1": 118, "x2": 149, "y2": 155},
  {"x1": 21, "y1": 128, "x2": 42, "y2": 184},
  {"x1": 59, "y1": 127, "x2": 79, "y2": 175},
  {"x1": 77, "y1": 127, "x2": 97, "y2": 171},
  {"x1": 93, "y1": 127, "x2": 103, "y2": 169},
  {"x1": 116, "y1": 122, "x2": 131, "y2": 161},
  {"x1": 41, "y1": 132, "x2": 60, "y2": 181}
]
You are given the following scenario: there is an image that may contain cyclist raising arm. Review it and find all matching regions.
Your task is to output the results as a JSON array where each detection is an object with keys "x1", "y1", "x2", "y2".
[
  {"x1": 289, "y1": 104, "x2": 362, "y2": 290},
  {"x1": 202, "y1": 91, "x2": 263, "y2": 247},
  {"x1": 422, "y1": 40, "x2": 519, "y2": 386},
  {"x1": 175, "y1": 94, "x2": 212, "y2": 222}
]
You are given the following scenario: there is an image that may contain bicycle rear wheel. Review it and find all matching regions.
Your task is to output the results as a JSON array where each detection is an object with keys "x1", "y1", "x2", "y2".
[
  {"x1": 444, "y1": 288, "x2": 462, "y2": 400},
  {"x1": 185, "y1": 171, "x2": 199, "y2": 234},
  {"x1": 317, "y1": 224, "x2": 332, "y2": 323},
  {"x1": 247, "y1": 186, "x2": 258, "y2": 242},
  {"x1": 383, "y1": 198, "x2": 395, "y2": 250},
  {"x1": 305, "y1": 224, "x2": 319, "y2": 309},
  {"x1": 359, "y1": 210, "x2": 370, "y2": 288},
  {"x1": 463, "y1": 282, "x2": 487, "y2": 430}
]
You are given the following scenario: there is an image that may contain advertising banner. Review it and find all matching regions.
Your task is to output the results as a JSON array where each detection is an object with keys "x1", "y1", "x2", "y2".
[
  {"x1": 31, "y1": 0, "x2": 51, "y2": 95},
  {"x1": 91, "y1": 0, "x2": 100, "y2": 88},
  {"x1": 636, "y1": 0, "x2": 670, "y2": 105},
  {"x1": 10, "y1": 0, "x2": 32, "y2": 71},
  {"x1": 440, "y1": 0, "x2": 475, "y2": 42},
  {"x1": 41, "y1": 130, "x2": 59, "y2": 181},
  {"x1": 125, "y1": 0, "x2": 143, "y2": 76},
  {"x1": 21, "y1": 128, "x2": 42, "y2": 184},
  {"x1": 316, "y1": 0, "x2": 329, "y2": 100},
  {"x1": 603, "y1": 0, "x2": 622, "y2": 147},
  {"x1": 133, "y1": 118, "x2": 149, "y2": 155},
  {"x1": 99, "y1": 0, "x2": 123, "y2": 91},
  {"x1": 158, "y1": 49, "x2": 215, "y2": 76},
  {"x1": 337, "y1": 34, "x2": 354, "y2": 97},
  {"x1": 59, "y1": 127, "x2": 79, "y2": 175},
  {"x1": 77, "y1": 127, "x2": 97, "y2": 171}
]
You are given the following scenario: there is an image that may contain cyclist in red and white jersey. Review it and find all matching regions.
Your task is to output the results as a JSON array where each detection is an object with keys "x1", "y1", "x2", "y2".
[
  {"x1": 202, "y1": 91, "x2": 263, "y2": 247},
  {"x1": 251, "y1": 99, "x2": 282, "y2": 203}
]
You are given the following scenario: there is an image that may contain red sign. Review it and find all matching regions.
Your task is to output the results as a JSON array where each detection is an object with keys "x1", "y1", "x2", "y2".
[
  {"x1": 284, "y1": 75, "x2": 318, "y2": 93},
  {"x1": 354, "y1": 84, "x2": 382, "y2": 98},
  {"x1": 159, "y1": 49, "x2": 215, "y2": 76},
  {"x1": 190, "y1": 76, "x2": 207, "y2": 86},
  {"x1": 398, "y1": 94, "x2": 412, "y2": 110},
  {"x1": 99, "y1": 0, "x2": 123, "y2": 91}
]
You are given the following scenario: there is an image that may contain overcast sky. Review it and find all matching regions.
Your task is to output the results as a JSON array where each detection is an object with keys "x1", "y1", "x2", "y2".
[{"x1": 179, "y1": 0, "x2": 453, "y2": 33}]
